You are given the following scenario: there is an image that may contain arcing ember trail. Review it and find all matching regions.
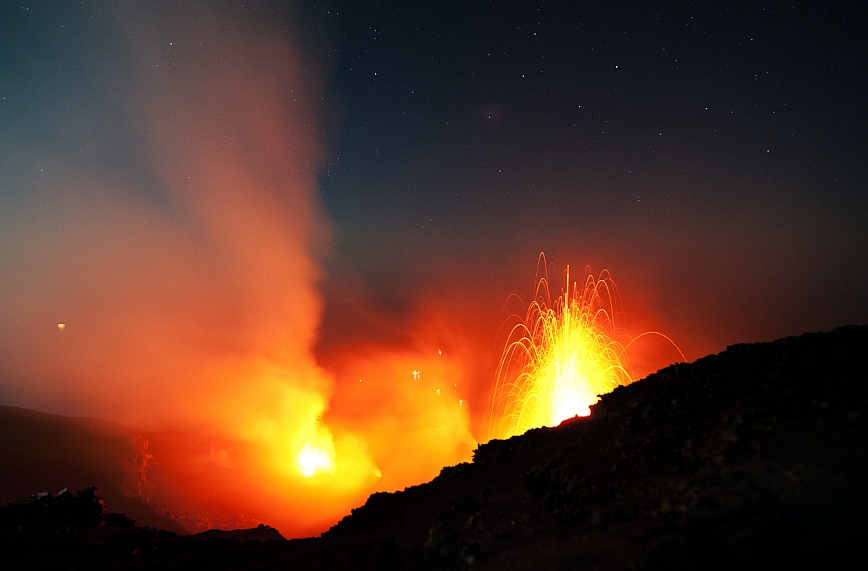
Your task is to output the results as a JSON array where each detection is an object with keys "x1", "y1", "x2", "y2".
[{"x1": 486, "y1": 255, "x2": 683, "y2": 441}]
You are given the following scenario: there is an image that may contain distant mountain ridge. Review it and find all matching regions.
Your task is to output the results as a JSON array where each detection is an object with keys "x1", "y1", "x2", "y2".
[{"x1": 0, "y1": 405, "x2": 184, "y2": 533}]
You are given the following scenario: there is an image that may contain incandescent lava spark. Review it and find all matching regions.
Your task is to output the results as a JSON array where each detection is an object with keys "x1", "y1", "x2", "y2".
[{"x1": 486, "y1": 255, "x2": 678, "y2": 440}]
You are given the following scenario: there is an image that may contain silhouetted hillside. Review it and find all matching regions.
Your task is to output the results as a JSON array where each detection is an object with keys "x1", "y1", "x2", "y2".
[
  {"x1": 2, "y1": 325, "x2": 867, "y2": 569},
  {"x1": 0, "y1": 406, "x2": 184, "y2": 533}
]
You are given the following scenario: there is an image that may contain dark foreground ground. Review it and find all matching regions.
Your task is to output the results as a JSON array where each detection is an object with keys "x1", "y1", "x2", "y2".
[{"x1": 2, "y1": 325, "x2": 867, "y2": 570}]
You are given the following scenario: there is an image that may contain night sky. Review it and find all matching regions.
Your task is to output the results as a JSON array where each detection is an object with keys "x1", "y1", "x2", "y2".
[
  {"x1": 310, "y1": 0, "x2": 867, "y2": 362},
  {"x1": 0, "y1": 0, "x2": 866, "y2": 535}
]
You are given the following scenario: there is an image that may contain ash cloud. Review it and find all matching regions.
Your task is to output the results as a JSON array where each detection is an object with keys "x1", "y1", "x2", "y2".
[
  {"x1": 0, "y1": 0, "x2": 355, "y2": 535},
  {"x1": 0, "y1": 0, "x2": 482, "y2": 536},
  {"x1": 1, "y1": 0, "x2": 326, "y2": 429}
]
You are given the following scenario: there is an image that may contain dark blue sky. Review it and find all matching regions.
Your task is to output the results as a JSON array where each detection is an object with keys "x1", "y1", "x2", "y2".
[{"x1": 306, "y1": 0, "x2": 867, "y2": 359}]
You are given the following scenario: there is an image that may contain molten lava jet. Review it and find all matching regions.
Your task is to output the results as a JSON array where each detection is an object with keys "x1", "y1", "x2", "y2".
[{"x1": 485, "y1": 255, "x2": 682, "y2": 441}]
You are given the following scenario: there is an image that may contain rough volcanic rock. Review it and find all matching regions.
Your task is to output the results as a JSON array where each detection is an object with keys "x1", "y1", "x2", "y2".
[
  {"x1": 0, "y1": 486, "x2": 124, "y2": 535},
  {"x1": 309, "y1": 325, "x2": 868, "y2": 570},
  {"x1": 1, "y1": 325, "x2": 866, "y2": 570},
  {"x1": 0, "y1": 406, "x2": 186, "y2": 533},
  {"x1": 191, "y1": 523, "x2": 286, "y2": 542}
]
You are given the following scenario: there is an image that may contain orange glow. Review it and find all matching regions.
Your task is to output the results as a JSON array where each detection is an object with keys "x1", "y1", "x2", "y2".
[
  {"x1": 485, "y1": 254, "x2": 683, "y2": 441},
  {"x1": 322, "y1": 346, "x2": 477, "y2": 493},
  {"x1": 0, "y1": 1, "x2": 389, "y2": 538},
  {"x1": 297, "y1": 441, "x2": 335, "y2": 477}
]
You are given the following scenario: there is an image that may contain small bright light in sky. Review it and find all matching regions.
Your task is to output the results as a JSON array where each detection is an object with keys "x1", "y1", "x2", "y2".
[{"x1": 57, "y1": 323, "x2": 65, "y2": 332}]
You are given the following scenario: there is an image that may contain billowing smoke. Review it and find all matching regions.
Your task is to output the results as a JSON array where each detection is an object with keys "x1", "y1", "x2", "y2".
[
  {"x1": 0, "y1": 0, "x2": 428, "y2": 536},
  {"x1": 2, "y1": 1, "x2": 323, "y2": 426}
]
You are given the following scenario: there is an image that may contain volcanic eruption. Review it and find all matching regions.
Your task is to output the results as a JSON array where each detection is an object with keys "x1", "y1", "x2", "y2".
[{"x1": 486, "y1": 255, "x2": 684, "y2": 441}]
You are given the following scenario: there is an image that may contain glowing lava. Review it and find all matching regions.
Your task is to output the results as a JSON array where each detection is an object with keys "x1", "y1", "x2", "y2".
[
  {"x1": 297, "y1": 440, "x2": 336, "y2": 478},
  {"x1": 486, "y1": 257, "x2": 636, "y2": 440}
]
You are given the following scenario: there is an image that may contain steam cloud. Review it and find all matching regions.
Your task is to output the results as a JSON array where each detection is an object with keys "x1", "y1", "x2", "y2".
[
  {"x1": 0, "y1": 0, "x2": 336, "y2": 534},
  {"x1": 3, "y1": 0, "x2": 320, "y2": 426},
  {"x1": 0, "y1": 0, "x2": 482, "y2": 537}
]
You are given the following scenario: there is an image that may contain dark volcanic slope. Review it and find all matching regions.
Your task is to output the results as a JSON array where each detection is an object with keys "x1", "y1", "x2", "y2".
[
  {"x1": 3, "y1": 325, "x2": 867, "y2": 570},
  {"x1": 0, "y1": 407, "x2": 184, "y2": 533},
  {"x1": 308, "y1": 325, "x2": 868, "y2": 570}
]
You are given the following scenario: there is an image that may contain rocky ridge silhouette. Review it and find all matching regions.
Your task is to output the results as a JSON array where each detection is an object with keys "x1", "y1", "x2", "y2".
[{"x1": 2, "y1": 325, "x2": 866, "y2": 569}]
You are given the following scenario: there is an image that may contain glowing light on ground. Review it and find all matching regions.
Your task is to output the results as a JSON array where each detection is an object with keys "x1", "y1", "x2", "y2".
[
  {"x1": 297, "y1": 440, "x2": 336, "y2": 478},
  {"x1": 486, "y1": 254, "x2": 682, "y2": 441}
]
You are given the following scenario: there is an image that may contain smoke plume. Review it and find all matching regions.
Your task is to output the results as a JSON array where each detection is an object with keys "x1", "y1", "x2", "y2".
[{"x1": 0, "y1": 0, "x2": 387, "y2": 536}]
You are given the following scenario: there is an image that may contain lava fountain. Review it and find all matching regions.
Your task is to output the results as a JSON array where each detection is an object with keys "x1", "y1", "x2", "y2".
[{"x1": 485, "y1": 254, "x2": 682, "y2": 440}]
